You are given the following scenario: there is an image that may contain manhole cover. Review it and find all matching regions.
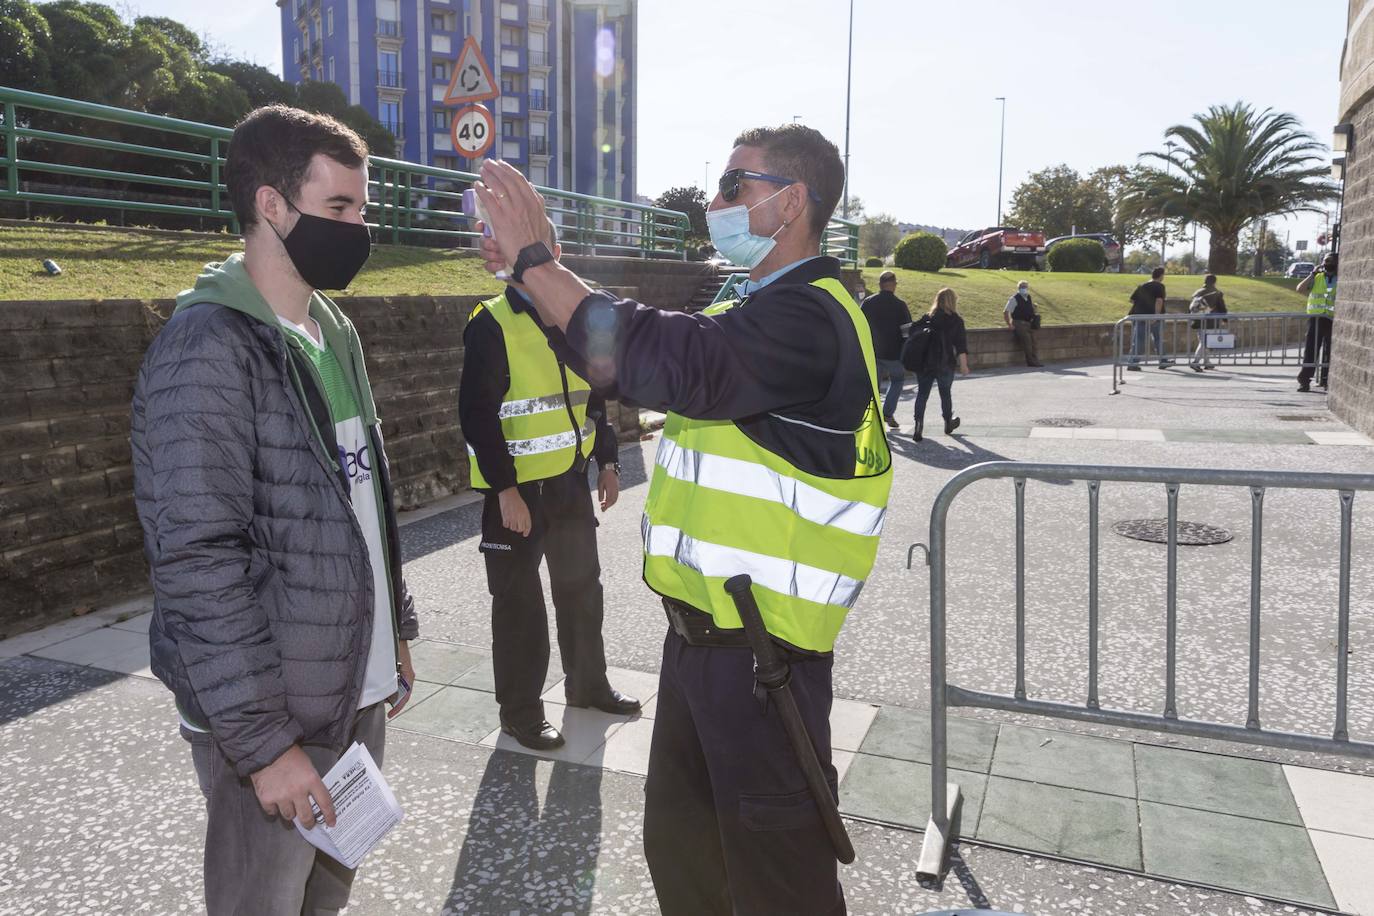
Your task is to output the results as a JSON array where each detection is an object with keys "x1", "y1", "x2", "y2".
[
  {"x1": 1277, "y1": 415, "x2": 1329, "y2": 422},
  {"x1": 1113, "y1": 519, "x2": 1233, "y2": 546},
  {"x1": 1033, "y1": 417, "x2": 1095, "y2": 428}
]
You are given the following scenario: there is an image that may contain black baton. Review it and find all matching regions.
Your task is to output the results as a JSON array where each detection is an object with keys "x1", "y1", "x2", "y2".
[{"x1": 724, "y1": 574, "x2": 856, "y2": 865}]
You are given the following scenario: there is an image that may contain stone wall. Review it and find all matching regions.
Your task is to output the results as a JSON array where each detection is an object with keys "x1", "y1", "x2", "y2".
[
  {"x1": 0, "y1": 294, "x2": 645, "y2": 638},
  {"x1": 562, "y1": 255, "x2": 717, "y2": 310},
  {"x1": 1334, "y1": 0, "x2": 1374, "y2": 438}
]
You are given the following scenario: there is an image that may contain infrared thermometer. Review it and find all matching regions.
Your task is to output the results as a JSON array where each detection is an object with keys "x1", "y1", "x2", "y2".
[{"x1": 462, "y1": 188, "x2": 509, "y2": 280}]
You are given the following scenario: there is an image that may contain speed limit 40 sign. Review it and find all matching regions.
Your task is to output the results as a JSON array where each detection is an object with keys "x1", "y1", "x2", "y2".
[{"x1": 451, "y1": 104, "x2": 495, "y2": 159}]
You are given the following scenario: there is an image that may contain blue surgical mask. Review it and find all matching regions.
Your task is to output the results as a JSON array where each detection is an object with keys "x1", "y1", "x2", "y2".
[{"x1": 706, "y1": 186, "x2": 789, "y2": 269}]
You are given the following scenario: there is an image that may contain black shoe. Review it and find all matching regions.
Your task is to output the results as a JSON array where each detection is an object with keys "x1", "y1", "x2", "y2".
[
  {"x1": 945, "y1": 416, "x2": 961, "y2": 435},
  {"x1": 566, "y1": 688, "x2": 641, "y2": 716},
  {"x1": 1126, "y1": 365, "x2": 1142, "y2": 372},
  {"x1": 501, "y1": 719, "x2": 566, "y2": 750},
  {"x1": 884, "y1": 414, "x2": 900, "y2": 429},
  {"x1": 913, "y1": 417, "x2": 924, "y2": 442},
  {"x1": 1297, "y1": 383, "x2": 1311, "y2": 392}
]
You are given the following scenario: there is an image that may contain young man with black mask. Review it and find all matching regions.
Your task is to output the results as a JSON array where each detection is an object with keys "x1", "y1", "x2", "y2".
[{"x1": 130, "y1": 105, "x2": 420, "y2": 916}]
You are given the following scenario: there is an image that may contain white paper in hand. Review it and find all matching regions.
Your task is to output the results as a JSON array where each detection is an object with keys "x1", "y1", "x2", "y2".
[{"x1": 294, "y1": 742, "x2": 403, "y2": 870}]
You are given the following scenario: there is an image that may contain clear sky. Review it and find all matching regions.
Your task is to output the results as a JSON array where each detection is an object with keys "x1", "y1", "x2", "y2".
[{"x1": 115, "y1": 0, "x2": 1348, "y2": 254}]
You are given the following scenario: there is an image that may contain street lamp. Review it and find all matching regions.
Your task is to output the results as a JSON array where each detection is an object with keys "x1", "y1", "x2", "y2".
[
  {"x1": 995, "y1": 97, "x2": 1006, "y2": 224},
  {"x1": 1162, "y1": 140, "x2": 1176, "y2": 265},
  {"x1": 842, "y1": 0, "x2": 854, "y2": 218},
  {"x1": 1333, "y1": 123, "x2": 1353, "y2": 153},
  {"x1": 704, "y1": 160, "x2": 710, "y2": 194}
]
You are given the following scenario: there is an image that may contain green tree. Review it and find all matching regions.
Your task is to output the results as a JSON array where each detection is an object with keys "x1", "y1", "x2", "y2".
[
  {"x1": 210, "y1": 60, "x2": 299, "y2": 109},
  {"x1": 296, "y1": 80, "x2": 395, "y2": 156},
  {"x1": 37, "y1": 1, "x2": 131, "y2": 106},
  {"x1": 654, "y1": 185, "x2": 708, "y2": 240},
  {"x1": 0, "y1": 0, "x2": 54, "y2": 92},
  {"x1": 859, "y1": 213, "x2": 901, "y2": 260},
  {"x1": 1117, "y1": 102, "x2": 1338, "y2": 275},
  {"x1": 1005, "y1": 164, "x2": 1112, "y2": 238}
]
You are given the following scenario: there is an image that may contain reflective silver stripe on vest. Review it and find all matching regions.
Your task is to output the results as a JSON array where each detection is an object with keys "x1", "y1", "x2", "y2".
[
  {"x1": 655, "y1": 437, "x2": 886, "y2": 538},
  {"x1": 642, "y1": 520, "x2": 865, "y2": 609},
  {"x1": 504, "y1": 419, "x2": 595, "y2": 457},
  {"x1": 498, "y1": 389, "x2": 590, "y2": 419}
]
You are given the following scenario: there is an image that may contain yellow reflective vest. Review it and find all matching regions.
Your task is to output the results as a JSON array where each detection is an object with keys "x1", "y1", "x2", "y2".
[
  {"x1": 1307, "y1": 273, "x2": 1335, "y2": 318},
  {"x1": 466, "y1": 294, "x2": 595, "y2": 489},
  {"x1": 641, "y1": 277, "x2": 893, "y2": 653}
]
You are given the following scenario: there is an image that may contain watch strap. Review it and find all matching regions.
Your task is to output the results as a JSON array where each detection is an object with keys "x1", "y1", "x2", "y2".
[{"x1": 513, "y1": 242, "x2": 555, "y2": 284}]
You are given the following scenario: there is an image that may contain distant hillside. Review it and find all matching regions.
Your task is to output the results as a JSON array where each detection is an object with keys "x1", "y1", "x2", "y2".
[{"x1": 897, "y1": 223, "x2": 969, "y2": 245}]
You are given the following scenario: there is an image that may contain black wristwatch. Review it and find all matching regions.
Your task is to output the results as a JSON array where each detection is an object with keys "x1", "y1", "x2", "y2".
[{"x1": 512, "y1": 241, "x2": 555, "y2": 284}]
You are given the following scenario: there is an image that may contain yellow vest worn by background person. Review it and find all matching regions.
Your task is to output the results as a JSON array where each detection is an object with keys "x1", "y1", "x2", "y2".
[
  {"x1": 1307, "y1": 273, "x2": 1336, "y2": 318},
  {"x1": 640, "y1": 277, "x2": 894, "y2": 653},
  {"x1": 466, "y1": 294, "x2": 595, "y2": 490}
]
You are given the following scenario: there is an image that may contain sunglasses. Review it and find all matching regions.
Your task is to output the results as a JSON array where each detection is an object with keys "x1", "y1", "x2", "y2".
[{"x1": 718, "y1": 168, "x2": 823, "y2": 204}]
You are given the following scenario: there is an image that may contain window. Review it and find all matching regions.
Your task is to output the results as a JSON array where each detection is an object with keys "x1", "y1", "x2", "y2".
[
  {"x1": 328, "y1": 56, "x2": 335, "y2": 81},
  {"x1": 501, "y1": 26, "x2": 522, "y2": 47},
  {"x1": 502, "y1": 140, "x2": 521, "y2": 159},
  {"x1": 501, "y1": 2, "x2": 519, "y2": 20},
  {"x1": 430, "y1": 11, "x2": 455, "y2": 31},
  {"x1": 502, "y1": 120, "x2": 524, "y2": 137},
  {"x1": 293, "y1": 37, "x2": 300, "y2": 62},
  {"x1": 378, "y1": 50, "x2": 400, "y2": 87},
  {"x1": 327, "y1": 8, "x2": 334, "y2": 35},
  {"x1": 434, "y1": 154, "x2": 459, "y2": 171},
  {"x1": 530, "y1": 163, "x2": 548, "y2": 185},
  {"x1": 433, "y1": 109, "x2": 451, "y2": 129},
  {"x1": 500, "y1": 73, "x2": 524, "y2": 94},
  {"x1": 377, "y1": 0, "x2": 400, "y2": 37},
  {"x1": 432, "y1": 60, "x2": 451, "y2": 81},
  {"x1": 380, "y1": 100, "x2": 401, "y2": 135},
  {"x1": 529, "y1": 30, "x2": 546, "y2": 52}
]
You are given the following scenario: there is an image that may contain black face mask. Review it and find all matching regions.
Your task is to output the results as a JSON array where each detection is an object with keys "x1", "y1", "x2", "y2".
[{"x1": 269, "y1": 192, "x2": 372, "y2": 290}]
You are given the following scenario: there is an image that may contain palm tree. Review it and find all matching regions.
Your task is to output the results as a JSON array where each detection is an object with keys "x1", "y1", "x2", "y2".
[{"x1": 1118, "y1": 103, "x2": 1338, "y2": 275}]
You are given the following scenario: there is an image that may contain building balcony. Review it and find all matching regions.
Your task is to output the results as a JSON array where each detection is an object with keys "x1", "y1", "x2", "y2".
[
  {"x1": 528, "y1": 50, "x2": 550, "y2": 67},
  {"x1": 529, "y1": 91, "x2": 548, "y2": 111},
  {"x1": 529, "y1": 136, "x2": 548, "y2": 156},
  {"x1": 377, "y1": 18, "x2": 401, "y2": 38},
  {"x1": 307, "y1": 0, "x2": 320, "y2": 11},
  {"x1": 377, "y1": 69, "x2": 404, "y2": 88},
  {"x1": 297, "y1": 49, "x2": 309, "y2": 65},
  {"x1": 529, "y1": 3, "x2": 549, "y2": 21},
  {"x1": 311, "y1": 39, "x2": 322, "y2": 59},
  {"x1": 294, "y1": 0, "x2": 307, "y2": 21}
]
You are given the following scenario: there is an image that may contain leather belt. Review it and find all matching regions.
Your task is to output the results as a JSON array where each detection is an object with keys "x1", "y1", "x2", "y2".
[{"x1": 663, "y1": 599, "x2": 752, "y2": 648}]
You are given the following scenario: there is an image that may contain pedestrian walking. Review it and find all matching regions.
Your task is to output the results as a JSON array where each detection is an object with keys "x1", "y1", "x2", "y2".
[
  {"x1": 1003, "y1": 279, "x2": 1044, "y2": 367},
  {"x1": 1188, "y1": 274, "x2": 1227, "y2": 372},
  {"x1": 473, "y1": 123, "x2": 892, "y2": 915},
  {"x1": 458, "y1": 226, "x2": 640, "y2": 753},
  {"x1": 130, "y1": 106, "x2": 420, "y2": 916},
  {"x1": 911, "y1": 287, "x2": 970, "y2": 442},
  {"x1": 861, "y1": 269, "x2": 912, "y2": 428},
  {"x1": 1126, "y1": 266, "x2": 1170, "y2": 370},
  {"x1": 1296, "y1": 252, "x2": 1336, "y2": 391}
]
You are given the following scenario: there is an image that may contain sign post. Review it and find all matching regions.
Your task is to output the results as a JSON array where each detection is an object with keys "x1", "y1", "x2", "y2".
[{"x1": 442, "y1": 36, "x2": 500, "y2": 164}]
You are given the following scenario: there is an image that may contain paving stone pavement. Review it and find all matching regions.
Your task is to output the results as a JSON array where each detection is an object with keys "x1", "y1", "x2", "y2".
[{"x1": 3, "y1": 358, "x2": 1373, "y2": 915}]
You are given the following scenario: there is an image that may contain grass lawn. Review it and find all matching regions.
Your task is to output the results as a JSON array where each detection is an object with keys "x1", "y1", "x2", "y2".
[
  {"x1": 0, "y1": 223, "x2": 504, "y2": 302},
  {"x1": 860, "y1": 266, "x2": 1307, "y2": 327},
  {"x1": 2, "y1": 224, "x2": 1308, "y2": 328}
]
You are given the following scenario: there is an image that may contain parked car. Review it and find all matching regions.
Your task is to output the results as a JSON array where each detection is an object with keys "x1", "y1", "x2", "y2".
[
  {"x1": 945, "y1": 227, "x2": 1046, "y2": 270},
  {"x1": 1286, "y1": 261, "x2": 1316, "y2": 279},
  {"x1": 1041, "y1": 233, "x2": 1123, "y2": 272}
]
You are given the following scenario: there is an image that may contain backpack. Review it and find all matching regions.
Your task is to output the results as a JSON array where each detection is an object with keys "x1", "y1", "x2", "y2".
[{"x1": 901, "y1": 315, "x2": 935, "y2": 372}]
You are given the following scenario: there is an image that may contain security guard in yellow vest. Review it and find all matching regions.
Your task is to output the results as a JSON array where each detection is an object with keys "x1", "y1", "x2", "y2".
[
  {"x1": 458, "y1": 242, "x2": 641, "y2": 752},
  {"x1": 472, "y1": 125, "x2": 891, "y2": 915},
  {"x1": 1296, "y1": 252, "x2": 1336, "y2": 391}
]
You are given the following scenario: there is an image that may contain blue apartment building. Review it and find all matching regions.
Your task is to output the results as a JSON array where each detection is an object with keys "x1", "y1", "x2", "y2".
[{"x1": 277, "y1": 0, "x2": 636, "y2": 202}]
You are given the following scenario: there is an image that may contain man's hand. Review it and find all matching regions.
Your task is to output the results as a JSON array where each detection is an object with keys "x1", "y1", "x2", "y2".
[
  {"x1": 499, "y1": 486, "x2": 532, "y2": 537},
  {"x1": 250, "y1": 745, "x2": 335, "y2": 830},
  {"x1": 475, "y1": 160, "x2": 552, "y2": 273},
  {"x1": 597, "y1": 467, "x2": 620, "y2": 512},
  {"x1": 387, "y1": 640, "x2": 416, "y2": 720}
]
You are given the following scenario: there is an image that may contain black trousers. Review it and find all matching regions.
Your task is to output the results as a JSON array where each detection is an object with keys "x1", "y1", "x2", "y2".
[
  {"x1": 1298, "y1": 315, "x2": 1332, "y2": 386},
  {"x1": 643, "y1": 626, "x2": 844, "y2": 916},
  {"x1": 480, "y1": 468, "x2": 609, "y2": 727}
]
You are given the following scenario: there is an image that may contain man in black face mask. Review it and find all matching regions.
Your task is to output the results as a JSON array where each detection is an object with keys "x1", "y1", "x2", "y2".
[{"x1": 130, "y1": 105, "x2": 420, "y2": 916}]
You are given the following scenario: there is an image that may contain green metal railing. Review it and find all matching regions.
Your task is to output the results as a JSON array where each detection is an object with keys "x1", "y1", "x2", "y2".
[
  {"x1": 0, "y1": 86, "x2": 689, "y2": 258},
  {"x1": 0, "y1": 85, "x2": 861, "y2": 265}
]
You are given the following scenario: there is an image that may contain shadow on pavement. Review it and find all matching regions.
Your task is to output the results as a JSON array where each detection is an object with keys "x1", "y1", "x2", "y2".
[
  {"x1": 444, "y1": 751, "x2": 604, "y2": 915},
  {"x1": 0, "y1": 655, "x2": 125, "y2": 727}
]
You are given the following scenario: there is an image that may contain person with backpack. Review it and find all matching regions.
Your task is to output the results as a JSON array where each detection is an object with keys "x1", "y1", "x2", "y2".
[
  {"x1": 907, "y1": 287, "x2": 970, "y2": 441},
  {"x1": 1002, "y1": 279, "x2": 1044, "y2": 367},
  {"x1": 1187, "y1": 274, "x2": 1227, "y2": 372},
  {"x1": 1125, "y1": 267, "x2": 1170, "y2": 370}
]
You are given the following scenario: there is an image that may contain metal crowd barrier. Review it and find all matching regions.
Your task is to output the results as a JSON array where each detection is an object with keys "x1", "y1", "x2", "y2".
[
  {"x1": 1110, "y1": 312, "x2": 1319, "y2": 394},
  {"x1": 912, "y1": 461, "x2": 1374, "y2": 880}
]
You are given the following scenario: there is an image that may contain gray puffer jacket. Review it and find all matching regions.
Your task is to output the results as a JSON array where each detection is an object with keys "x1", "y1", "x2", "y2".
[{"x1": 131, "y1": 257, "x2": 419, "y2": 776}]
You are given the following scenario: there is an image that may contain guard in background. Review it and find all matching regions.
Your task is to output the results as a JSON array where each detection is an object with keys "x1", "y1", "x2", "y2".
[
  {"x1": 1296, "y1": 252, "x2": 1336, "y2": 392},
  {"x1": 470, "y1": 124, "x2": 893, "y2": 915},
  {"x1": 458, "y1": 251, "x2": 640, "y2": 752}
]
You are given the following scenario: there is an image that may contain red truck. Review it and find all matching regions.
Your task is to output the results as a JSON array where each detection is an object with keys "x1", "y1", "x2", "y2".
[{"x1": 945, "y1": 226, "x2": 1047, "y2": 270}]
